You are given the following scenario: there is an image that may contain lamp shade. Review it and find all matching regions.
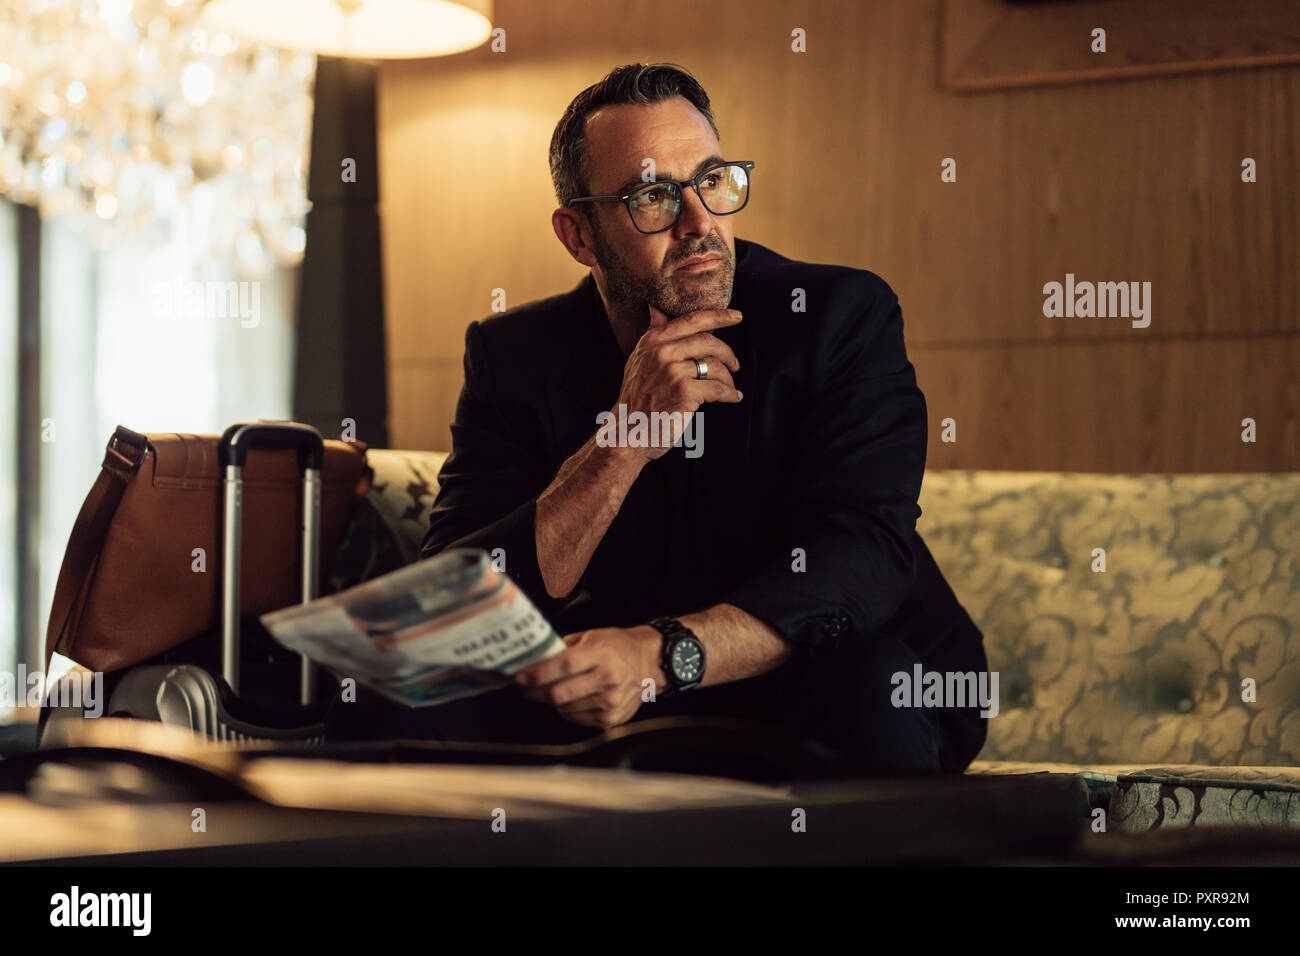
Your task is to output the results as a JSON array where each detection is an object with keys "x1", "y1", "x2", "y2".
[{"x1": 199, "y1": 0, "x2": 493, "y2": 59}]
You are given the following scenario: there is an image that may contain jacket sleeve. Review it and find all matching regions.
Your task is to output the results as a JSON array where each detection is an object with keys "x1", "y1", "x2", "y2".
[
  {"x1": 721, "y1": 272, "x2": 926, "y2": 655},
  {"x1": 418, "y1": 320, "x2": 565, "y2": 619}
]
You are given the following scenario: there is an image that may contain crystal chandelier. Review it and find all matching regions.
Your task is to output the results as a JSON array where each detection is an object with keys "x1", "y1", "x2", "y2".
[{"x1": 0, "y1": 0, "x2": 315, "y2": 269}]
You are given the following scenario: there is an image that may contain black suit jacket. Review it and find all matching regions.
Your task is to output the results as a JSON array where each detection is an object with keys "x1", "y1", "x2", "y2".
[{"x1": 420, "y1": 239, "x2": 986, "y2": 680}]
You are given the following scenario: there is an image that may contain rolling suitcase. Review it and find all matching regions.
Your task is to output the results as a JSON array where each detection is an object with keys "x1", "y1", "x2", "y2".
[{"x1": 43, "y1": 422, "x2": 342, "y2": 745}]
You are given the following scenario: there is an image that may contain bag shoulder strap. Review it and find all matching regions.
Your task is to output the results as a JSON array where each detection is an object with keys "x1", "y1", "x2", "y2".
[{"x1": 43, "y1": 426, "x2": 150, "y2": 670}]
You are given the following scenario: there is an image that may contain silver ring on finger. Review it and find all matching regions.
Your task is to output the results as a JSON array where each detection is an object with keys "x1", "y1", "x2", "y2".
[{"x1": 692, "y1": 357, "x2": 709, "y2": 380}]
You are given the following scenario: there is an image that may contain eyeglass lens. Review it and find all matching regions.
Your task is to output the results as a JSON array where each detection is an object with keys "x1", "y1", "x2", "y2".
[{"x1": 626, "y1": 164, "x2": 750, "y2": 232}]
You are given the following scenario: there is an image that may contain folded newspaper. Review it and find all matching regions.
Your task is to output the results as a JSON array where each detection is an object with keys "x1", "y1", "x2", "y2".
[{"x1": 260, "y1": 548, "x2": 565, "y2": 708}]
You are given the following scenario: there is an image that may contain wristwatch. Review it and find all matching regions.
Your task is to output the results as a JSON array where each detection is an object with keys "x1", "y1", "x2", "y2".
[{"x1": 648, "y1": 617, "x2": 706, "y2": 697}]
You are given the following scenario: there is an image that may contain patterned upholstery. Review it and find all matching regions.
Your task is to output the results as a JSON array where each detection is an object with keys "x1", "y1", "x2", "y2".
[
  {"x1": 327, "y1": 450, "x2": 448, "y2": 594},
  {"x1": 342, "y1": 454, "x2": 1300, "y2": 830},
  {"x1": 916, "y1": 471, "x2": 1300, "y2": 768},
  {"x1": 361, "y1": 450, "x2": 448, "y2": 564},
  {"x1": 918, "y1": 470, "x2": 1300, "y2": 831},
  {"x1": 1111, "y1": 766, "x2": 1300, "y2": 830}
]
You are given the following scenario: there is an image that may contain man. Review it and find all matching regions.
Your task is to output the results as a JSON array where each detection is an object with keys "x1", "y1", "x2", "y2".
[{"x1": 333, "y1": 63, "x2": 989, "y2": 773}]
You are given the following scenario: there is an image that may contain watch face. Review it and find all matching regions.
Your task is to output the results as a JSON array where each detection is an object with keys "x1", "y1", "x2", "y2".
[{"x1": 670, "y1": 637, "x2": 704, "y2": 683}]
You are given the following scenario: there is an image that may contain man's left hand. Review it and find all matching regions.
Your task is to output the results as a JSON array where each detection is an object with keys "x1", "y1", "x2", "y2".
[{"x1": 513, "y1": 626, "x2": 664, "y2": 728}]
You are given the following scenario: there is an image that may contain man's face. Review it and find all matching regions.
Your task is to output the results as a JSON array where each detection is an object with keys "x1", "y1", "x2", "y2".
[{"x1": 579, "y1": 96, "x2": 737, "y2": 318}]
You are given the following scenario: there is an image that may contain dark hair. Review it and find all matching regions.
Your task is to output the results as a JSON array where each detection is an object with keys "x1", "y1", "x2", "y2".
[{"x1": 548, "y1": 63, "x2": 720, "y2": 210}]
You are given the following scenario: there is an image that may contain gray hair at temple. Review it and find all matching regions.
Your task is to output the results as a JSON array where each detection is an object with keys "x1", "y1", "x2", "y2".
[{"x1": 548, "y1": 63, "x2": 721, "y2": 212}]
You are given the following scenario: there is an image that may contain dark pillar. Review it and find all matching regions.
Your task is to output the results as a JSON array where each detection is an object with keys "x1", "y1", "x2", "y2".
[
  {"x1": 293, "y1": 56, "x2": 389, "y2": 447},
  {"x1": 16, "y1": 204, "x2": 41, "y2": 669}
]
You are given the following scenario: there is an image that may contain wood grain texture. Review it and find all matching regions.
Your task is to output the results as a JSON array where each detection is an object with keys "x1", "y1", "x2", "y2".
[
  {"x1": 943, "y1": 0, "x2": 1300, "y2": 92},
  {"x1": 377, "y1": 0, "x2": 1298, "y2": 470},
  {"x1": 915, "y1": 333, "x2": 1299, "y2": 472}
]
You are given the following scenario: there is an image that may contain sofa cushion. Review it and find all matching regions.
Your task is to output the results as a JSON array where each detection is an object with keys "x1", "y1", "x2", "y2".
[
  {"x1": 969, "y1": 760, "x2": 1300, "y2": 831},
  {"x1": 917, "y1": 471, "x2": 1300, "y2": 767},
  {"x1": 327, "y1": 449, "x2": 449, "y2": 592},
  {"x1": 1111, "y1": 766, "x2": 1300, "y2": 831},
  {"x1": 362, "y1": 449, "x2": 450, "y2": 562}
]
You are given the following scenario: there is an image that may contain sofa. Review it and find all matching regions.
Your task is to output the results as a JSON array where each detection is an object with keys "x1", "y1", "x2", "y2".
[{"x1": 344, "y1": 451, "x2": 1300, "y2": 834}]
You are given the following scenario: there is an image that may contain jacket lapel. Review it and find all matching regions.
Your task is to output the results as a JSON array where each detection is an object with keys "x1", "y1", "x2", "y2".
[{"x1": 542, "y1": 275, "x2": 624, "y2": 461}]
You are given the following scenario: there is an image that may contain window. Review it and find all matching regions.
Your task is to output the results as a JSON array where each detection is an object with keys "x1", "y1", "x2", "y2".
[{"x1": 1, "y1": 183, "x2": 297, "y2": 720}]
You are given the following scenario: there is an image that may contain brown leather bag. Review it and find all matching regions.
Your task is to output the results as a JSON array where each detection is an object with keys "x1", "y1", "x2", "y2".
[{"x1": 44, "y1": 425, "x2": 373, "y2": 673}]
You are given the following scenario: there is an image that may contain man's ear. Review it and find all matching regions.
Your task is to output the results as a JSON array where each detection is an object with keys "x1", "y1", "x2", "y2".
[{"x1": 552, "y1": 208, "x2": 598, "y2": 268}]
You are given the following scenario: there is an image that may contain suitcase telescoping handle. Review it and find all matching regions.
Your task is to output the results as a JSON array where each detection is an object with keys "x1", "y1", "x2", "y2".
[{"x1": 218, "y1": 421, "x2": 324, "y2": 706}]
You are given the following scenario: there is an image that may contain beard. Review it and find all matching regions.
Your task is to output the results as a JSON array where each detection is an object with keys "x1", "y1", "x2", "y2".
[{"x1": 589, "y1": 224, "x2": 735, "y2": 319}]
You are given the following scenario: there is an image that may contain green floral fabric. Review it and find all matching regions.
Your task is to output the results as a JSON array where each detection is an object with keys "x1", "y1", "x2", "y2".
[
  {"x1": 917, "y1": 471, "x2": 1300, "y2": 767},
  {"x1": 1110, "y1": 766, "x2": 1300, "y2": 831}
]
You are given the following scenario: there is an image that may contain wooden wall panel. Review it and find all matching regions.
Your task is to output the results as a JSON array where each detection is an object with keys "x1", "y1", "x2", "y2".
[
  {"x1": 376, "y1": 0, "x2": 1299, "y2": 471},
  {"x1": 916, "y1": 334, "x2": 1299, "y2": 473},
  {"x1": 942, "y1": 0, "x2": 1300, "y2": 91}
]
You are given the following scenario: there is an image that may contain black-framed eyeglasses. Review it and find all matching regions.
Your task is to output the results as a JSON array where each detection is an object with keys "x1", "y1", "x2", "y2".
[{"x1": 568, "y1": 160, "x2": 755, "y2": 234}]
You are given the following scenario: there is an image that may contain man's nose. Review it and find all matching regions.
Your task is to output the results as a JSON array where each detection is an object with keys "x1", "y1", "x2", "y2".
[{"x1": 671, "y1": 186, "x2": 715, "y2": 239}]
